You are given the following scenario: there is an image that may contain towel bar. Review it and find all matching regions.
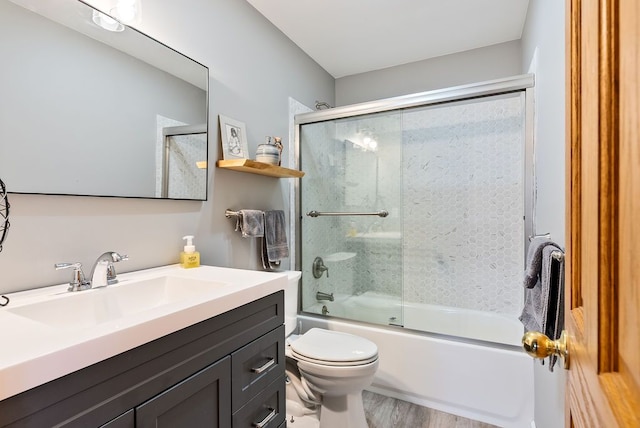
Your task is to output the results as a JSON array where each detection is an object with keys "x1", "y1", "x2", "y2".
[
  {"x1": 307, "y1": 210, "x2": 388, "y2": 218},
  {"x1": 225, "y1": 209, "x2": 240, "y2": 218}
]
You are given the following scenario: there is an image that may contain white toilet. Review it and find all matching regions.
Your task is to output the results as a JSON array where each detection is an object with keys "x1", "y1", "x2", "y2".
[{"x1": 284, "y1": 271, "x2": 379, "y2": 428}]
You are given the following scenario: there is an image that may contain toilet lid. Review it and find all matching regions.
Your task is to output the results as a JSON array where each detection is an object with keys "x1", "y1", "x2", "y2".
[{"x1": 290, "y1": 328, "x2": 378, "y2": 364}]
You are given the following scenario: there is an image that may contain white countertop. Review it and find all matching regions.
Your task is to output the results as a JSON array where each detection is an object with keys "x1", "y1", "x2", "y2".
[{"x1": 0, "y1": 265, "x2": 287, "y2": 401}]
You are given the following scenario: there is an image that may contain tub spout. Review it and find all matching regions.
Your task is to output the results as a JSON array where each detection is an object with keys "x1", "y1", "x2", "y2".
[{"x1": 316, "y1": 291, "x2": 334, "y2": 302}]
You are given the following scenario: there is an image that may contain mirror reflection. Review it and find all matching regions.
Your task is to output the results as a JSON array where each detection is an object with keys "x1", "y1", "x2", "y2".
[{"x1": 0, "y1": 0, "x2": 209, "y2": 200}]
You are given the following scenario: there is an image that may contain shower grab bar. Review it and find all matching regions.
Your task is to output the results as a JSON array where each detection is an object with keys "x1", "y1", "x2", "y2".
[{"x1": 307, "y1": 210, "x2": 388, "y2": 218}]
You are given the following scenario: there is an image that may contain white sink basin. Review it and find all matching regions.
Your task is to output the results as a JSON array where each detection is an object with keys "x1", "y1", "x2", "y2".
[{"x1": 7, "y1": 276, "x2": 227, "y2": 329}]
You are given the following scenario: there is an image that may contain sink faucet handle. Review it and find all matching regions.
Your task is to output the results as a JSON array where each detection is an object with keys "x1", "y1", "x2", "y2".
[
  {"x1": 111, "y1": 253, "x2": 129, "y2": 262},
  {"x1": 55, "y1": 262, "x2": 91, "y2": 292},
  {"x1": 106, "y1": 253, "x2": 128, "y2": 283}
]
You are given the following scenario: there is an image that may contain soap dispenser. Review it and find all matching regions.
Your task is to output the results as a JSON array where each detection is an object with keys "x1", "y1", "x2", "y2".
[{"x1": 180, "y1": 235, "x2": 200, "y2": 269}]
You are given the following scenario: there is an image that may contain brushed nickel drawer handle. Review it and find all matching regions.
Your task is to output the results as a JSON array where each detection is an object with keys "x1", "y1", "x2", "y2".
[
  {"x1": 253, "y1": 407, "x2": 276, "y2": 428},
  {"x1": 251, "y1": 358, "x2": 276, "y2": 374}
]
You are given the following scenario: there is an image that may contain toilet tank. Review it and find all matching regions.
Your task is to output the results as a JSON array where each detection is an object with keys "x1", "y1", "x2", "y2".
[{"x1": 284, "y1": 270, "x2": 302, "y2": 336}]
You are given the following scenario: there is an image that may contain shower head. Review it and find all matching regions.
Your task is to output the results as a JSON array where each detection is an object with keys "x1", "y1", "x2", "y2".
[{"x1": 315, "y1": 100, "x2": 332, "y2": 110}]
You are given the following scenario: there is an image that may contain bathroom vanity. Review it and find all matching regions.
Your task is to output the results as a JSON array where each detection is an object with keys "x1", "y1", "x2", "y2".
[{"x1": 0, "y1": 266, "x2": 287, "y2": 428}]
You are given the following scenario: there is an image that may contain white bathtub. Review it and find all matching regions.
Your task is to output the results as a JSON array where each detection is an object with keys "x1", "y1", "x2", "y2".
[
  {"x1": 301, "y1": 294, "x2": 534, "y2": 428},
  {"x1": 311, "y1": 291, "x2": 524, "y2": 346}
]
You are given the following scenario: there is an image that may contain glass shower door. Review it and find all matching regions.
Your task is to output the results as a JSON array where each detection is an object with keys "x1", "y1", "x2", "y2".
[
  {"x1": 299, "y1": 111, "x2": 404, "y2": 326},
  {"x1": 296, "y1": 76, "x2": 532, "y2": 346},
  {"x1": 162, "y1": 127, "x2": 207, "y2": 200}
]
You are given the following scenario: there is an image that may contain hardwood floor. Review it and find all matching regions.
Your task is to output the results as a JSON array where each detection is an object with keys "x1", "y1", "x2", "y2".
[{"x1": 363, "y1": 391, "x2": 499, "y2": 428}]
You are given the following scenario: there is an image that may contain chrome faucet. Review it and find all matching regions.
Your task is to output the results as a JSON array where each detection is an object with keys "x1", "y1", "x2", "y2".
[
  {"x1": 316, "y1": 291, "x2": 334, "y2": 302},
  {"x1": 90, "y1": 251, "x2": 128, "y2": 287}
]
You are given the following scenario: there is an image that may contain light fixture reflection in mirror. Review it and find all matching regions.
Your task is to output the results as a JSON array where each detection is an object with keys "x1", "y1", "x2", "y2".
[
  {"x1": 91, "y1": 0, "x2": 141, "y2": 32},
  {"x1": 113, "y1": 0, "x2": 141, "y2": 24},
  {"x1": 92, "y1": 10, "x2": 124, "y2": 32}
]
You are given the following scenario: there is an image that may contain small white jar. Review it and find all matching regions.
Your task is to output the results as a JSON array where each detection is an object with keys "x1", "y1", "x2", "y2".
[{"x1": 256, "y1": 143, "x2": 280, "y2": 165}]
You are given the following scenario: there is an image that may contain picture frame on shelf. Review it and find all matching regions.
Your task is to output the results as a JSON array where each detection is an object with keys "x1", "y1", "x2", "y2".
[{"x1": 219, "y1": 115, "x2": 249, "y2": 160}]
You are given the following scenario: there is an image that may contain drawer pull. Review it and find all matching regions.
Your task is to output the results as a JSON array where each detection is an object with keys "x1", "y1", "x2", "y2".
[
  {"x1": 251, "y1": 358, "x2": 275, "y2": 374},
  {"x1": 253, "y1": 407, "x2": 276, "y2": 428}
]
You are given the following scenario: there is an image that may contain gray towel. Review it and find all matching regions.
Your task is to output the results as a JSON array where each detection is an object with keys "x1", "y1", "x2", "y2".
[
  {"x1": 236, "y1": 210, "x2": 264, "y2": 238},
  {"x1": 519, "y1": 238, "x2": 565, "y2": 371},
  {"x1": 261, "y1": 210, "x2": 288, "y2": 270}
]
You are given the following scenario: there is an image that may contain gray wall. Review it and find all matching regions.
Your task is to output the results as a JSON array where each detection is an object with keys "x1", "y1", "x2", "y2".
[
  {"x1": 335, "y1": 40, "x2": 522, "y2": 106},
  {"x1": 0, "y1": 0, "x2": 334, "y2": 293},
  {"x1": 520, "y1": 0, "x2": 567, "y2": 427}
]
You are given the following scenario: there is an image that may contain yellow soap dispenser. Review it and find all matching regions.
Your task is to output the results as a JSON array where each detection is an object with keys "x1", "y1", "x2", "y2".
[{"x1": 180, "y1": 235, "x2": 200, "y2": 268}]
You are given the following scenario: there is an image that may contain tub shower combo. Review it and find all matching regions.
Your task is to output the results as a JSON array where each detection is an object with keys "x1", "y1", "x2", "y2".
[{"x1": 292, "y1": 75, "x2": 536, "y2": 428}]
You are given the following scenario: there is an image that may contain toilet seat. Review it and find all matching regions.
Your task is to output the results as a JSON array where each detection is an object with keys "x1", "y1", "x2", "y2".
[
  {"x1": 291, "y1": 350, "x2": 378, "y2": 366},
  {"x1": 289, "y1": 328, "x2": 378, "y2": 366}
]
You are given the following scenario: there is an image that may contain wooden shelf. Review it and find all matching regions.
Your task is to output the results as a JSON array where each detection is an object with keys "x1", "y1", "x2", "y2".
[{"x1": 216, "y1": 159, "x2": 305, "y2": 178}]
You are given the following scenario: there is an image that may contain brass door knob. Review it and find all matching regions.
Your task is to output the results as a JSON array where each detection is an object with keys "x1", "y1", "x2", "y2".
[{"x1": 522, "y1": 330, "x2": 569, "y2": 369}]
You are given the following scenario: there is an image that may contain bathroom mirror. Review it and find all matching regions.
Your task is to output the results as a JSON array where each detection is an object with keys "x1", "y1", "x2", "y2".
[{"x1": 0, "y1": 0, "x2": 209, "y2": 200}]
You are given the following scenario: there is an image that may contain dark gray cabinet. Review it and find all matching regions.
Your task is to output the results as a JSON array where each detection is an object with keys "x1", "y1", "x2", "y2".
[
  {"x1": 136, "y1": 357, "x2": 231, "y2": 427},
  {"x1": 0, "y1": 291, "x2": 285, "y2": 428},
  {"x1": 232, "y1": 376, "x2": 286, "y2": 428},
  {"x1": 101, "y1": 410, "x2": 134, "y2": 428}
]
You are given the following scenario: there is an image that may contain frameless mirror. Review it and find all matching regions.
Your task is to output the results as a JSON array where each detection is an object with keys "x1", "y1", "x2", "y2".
[{"x1": 0, "y1": 0, "x2": 209, "y2": 200}]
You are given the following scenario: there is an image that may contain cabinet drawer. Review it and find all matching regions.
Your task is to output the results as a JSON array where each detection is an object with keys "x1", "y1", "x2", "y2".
[
  {"x1": 232, "y1": 325, "x2": 285, "y2": 411},
  {"x1": 232, "y1": 376, "x2": 285, "y2": 428}
]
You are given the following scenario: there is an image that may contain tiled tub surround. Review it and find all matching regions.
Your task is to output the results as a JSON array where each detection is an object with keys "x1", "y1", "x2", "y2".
[
  {"x1": 402, "y1": 94, "x2": 525, "y2": 315},
  {"x1": 299, "y1": 91, "x2": 526, "y2": 340}
]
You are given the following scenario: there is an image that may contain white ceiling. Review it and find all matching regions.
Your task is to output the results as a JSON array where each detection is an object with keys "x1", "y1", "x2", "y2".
[{"x1": 246, "y1": 0, "x2": 530, "y2": 78}]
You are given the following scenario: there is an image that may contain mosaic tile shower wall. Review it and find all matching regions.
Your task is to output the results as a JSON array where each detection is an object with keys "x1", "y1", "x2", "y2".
[
  {"x1": 165, "y1": 133, "x2": 207, "y2": 199},
  {"x1": 300, "y1": 113, "x2": 403, "y2": 312},
  {"x1": 402, "y1": 94, "x2": 525, "y2": 316},
  {"x1": 300, "y1": 92, "x2": 525, "y2": 319},
  {"x1": 300, "y1": 121, "x2": 346, "y2": 309},
  {"x1": 155, "y1": 116, "x2": 207, "y2": 200}
]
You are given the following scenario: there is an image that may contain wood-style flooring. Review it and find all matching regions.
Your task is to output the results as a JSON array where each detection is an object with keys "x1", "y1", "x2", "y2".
[{"x1": 363, "y1": 391, "x2": 499, "y2": 428}]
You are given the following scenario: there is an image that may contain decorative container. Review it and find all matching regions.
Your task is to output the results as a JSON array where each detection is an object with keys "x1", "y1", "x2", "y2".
[{"x1": 256, "y1": 138, "x2": 281, "y2": 165}]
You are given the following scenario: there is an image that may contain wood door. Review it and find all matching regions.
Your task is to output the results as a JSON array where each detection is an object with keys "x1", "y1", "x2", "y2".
[{"x1": 565, "y1": 0, "x2": 640, "y2": 426}]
